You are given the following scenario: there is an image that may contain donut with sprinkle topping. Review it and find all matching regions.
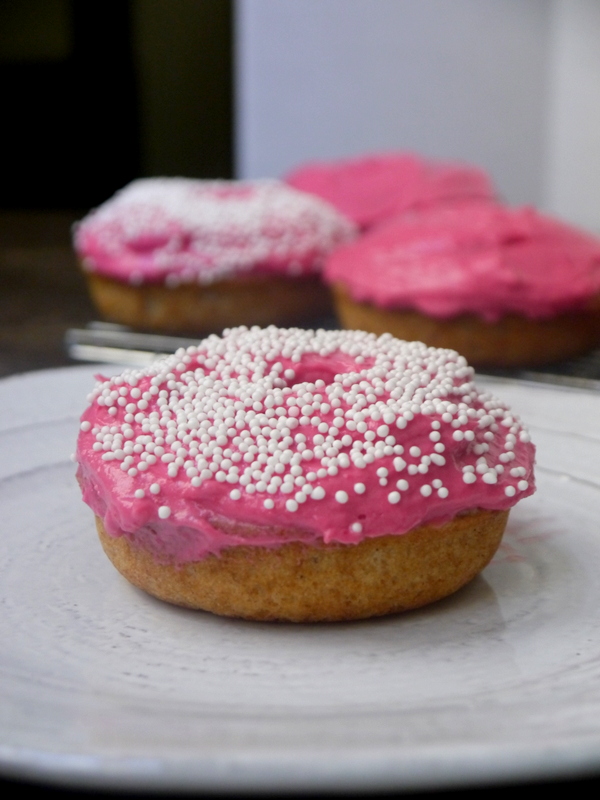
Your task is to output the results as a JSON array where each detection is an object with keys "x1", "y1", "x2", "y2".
[
  {"x1": 73, "y1": 178, "x2": 356, "y2": 333},
  {"x1": 76, "y1": 326, "x2": 535, "y2": 621}
]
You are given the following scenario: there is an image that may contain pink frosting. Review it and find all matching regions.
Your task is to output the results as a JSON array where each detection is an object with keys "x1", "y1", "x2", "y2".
[
  {"x1": 325, "y1": 201, "x2": 600, "y2": 322},
  {"x1": 73, "y1": 178, "x2": 356, "y2": 285},
  {"x1": 76, "y1": 327, "x2": 535, "y2": 565},
  {"x1": 285, "y1": 152, "x2": 495, "y2": 230}
]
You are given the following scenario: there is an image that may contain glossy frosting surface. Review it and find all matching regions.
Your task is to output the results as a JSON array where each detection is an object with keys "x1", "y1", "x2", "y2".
[
  {"x1": 325, "y1": 201, "x2": 600, "y2": 321},
  {"x1": 76, "y1": 328, "x2": 535, "y2": 564},
  {"x1": 74, "y1": 178, "x2": 356, "y2": 285},
  {"x1": 285, "y1": 152, "x2": 494, "y2": 230}
]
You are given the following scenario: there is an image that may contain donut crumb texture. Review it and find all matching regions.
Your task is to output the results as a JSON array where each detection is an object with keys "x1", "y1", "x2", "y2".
[
  {"x1": 86, "y1": 272, "x2": 332, "y2": 334},
  {"x1": 334, "y1": 283, "x2": 600, "y2": 367},
  {"x1": 96, "y1": 508, "x2": 508, "y2": 622}
]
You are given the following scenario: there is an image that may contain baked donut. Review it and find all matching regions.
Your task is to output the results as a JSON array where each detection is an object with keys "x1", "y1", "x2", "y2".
[
  {"x1": 73, "y1": 178, "x2": 356, "y2": 333},
  {"x1": 285, "y1": 151, "x2": 495, "y2": 231},
  {"x1": 326, "y1": 201, "x2": 600, "y2": 367},
  {"x1": 76, "y1": 326, "x2": 535, "y2": 622}
]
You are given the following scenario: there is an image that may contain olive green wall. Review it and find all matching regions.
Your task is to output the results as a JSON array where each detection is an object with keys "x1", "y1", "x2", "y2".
[
  {"x1": 0, "y1": 0, "x2": 233, "y2": 208},
  {"x1": 132, "y1": 0, "x2": 233, "y2": 180}
]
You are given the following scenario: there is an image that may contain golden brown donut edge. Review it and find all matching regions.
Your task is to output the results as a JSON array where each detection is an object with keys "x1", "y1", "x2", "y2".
[
  {"x1": 333, "y1": 283, "x2": 600, "y2": 368},
  {"x1": 95, "y1": 508, "x2": 508, "y2": 622}
]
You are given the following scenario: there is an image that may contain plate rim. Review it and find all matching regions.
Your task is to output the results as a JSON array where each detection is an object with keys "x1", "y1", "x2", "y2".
[{"x1": 1, "y1": 365, "x2": 600, "y2": 792}]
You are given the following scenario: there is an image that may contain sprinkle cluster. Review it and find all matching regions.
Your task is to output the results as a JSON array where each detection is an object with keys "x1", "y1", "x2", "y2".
[
  {"x1": 78, "y1": 327, "x2": 534, "y2": 540},
  {"x1": 74, "y1": 178, "x2": 356, "y2": 285}
]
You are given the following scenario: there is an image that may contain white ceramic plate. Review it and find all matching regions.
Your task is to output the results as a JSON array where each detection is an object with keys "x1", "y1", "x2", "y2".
[{"x1": 1, "y1": 366, "x2": 600, "y2": 793}]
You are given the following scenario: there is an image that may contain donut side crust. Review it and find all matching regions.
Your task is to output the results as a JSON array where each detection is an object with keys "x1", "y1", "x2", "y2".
[
  {"x1": 333, "y1": 283, "x2": 600, "y2": 367},
  {"x1": 95, "y1": 508, "x2": 508, "y2": 622},
  {"x1": 84, "y1": 271, "x2": 332, "y2": 334}
]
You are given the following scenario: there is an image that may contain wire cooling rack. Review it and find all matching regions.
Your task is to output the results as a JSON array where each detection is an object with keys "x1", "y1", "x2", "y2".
[{"x1": 65, "y1": 322, "x2": 600, "y2": 391}]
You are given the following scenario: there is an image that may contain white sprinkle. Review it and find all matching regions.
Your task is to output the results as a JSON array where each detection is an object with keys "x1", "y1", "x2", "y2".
[
  {"x1": 420, "y1": 484, "x2": 432, "y2": 497},
  {"x1": 350, "y1": 522, "x2": 363, "y2": 533},
  {"x1": 230, "y1": 489, "x2": 241, "y2": 500},
  {"x1": 82, "y1": 327, "x2": 532, "y2": 533},
  {"x1": 388, "y1": 491, "x2": 401, "y2": 504},
  {"x1": 505, "y1": 485, "x2": 516, "y2": 497},
  {"x1": 518, "y1": 480, "x2": 529, "y2": 491},
  {"x1": 80, "y1": 420, "x2": 92, "y2": 432},
  {"x1": 158, "y1": 505, "x2": 171, "y2": 519},
  {"x1": 335, "y1": 490, "x2": 349, "y2": 504},
  {"x1": 286, "y1": 499, "x2": 298, "y2": 512},
  {"x1": 134, "y1": 489, "x2": 145, "y2": 499}
]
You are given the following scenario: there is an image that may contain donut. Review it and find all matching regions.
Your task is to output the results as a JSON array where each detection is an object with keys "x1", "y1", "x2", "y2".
[
  {"x1": 285, "y1": 151, "x2": 495, "y2": 231},
  {"x1": 326, "y1": 201, "x2": 600, "y2": 367},
  {"x1": 76, "y1": 326, "x2": 536, "y2": 622},
  {"x1": 73, "y1": 178, "x2": 356, "y2": 333}
]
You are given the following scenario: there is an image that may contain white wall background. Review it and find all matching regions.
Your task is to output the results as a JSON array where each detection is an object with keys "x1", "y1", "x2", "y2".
[
  {"x1": 235, "y1": 0, "x2": 600, "y2": 233},
  {"x1": 545, "y1": 1, "x2": 600, "y2": 232}
]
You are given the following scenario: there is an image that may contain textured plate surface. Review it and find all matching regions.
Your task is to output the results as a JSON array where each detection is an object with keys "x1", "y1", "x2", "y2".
[{"x1": 1, "y1": 366, "x2": 600, "y2": 792}]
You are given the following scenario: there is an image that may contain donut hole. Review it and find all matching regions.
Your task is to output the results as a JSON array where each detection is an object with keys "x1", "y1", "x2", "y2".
[
  {"x1": 127, "y1": 232, "x2": 193, "y2": 254},
  {"x1": 284, "y1": 353, "x2": 372, "y2": 389},
  {"x1": 205, "y1": 185, "x2": 254, "y2": 200},
  {"x1": 291, "y1": 364, "x2": 340, "y2": 387},
  {"x1": 127, "y1": 233, "x2": 172, "y2": 254}
]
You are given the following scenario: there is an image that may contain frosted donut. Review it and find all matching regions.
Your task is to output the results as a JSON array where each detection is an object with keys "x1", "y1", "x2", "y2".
[
  {"x1": 326, "y1": 201, "x2": 600, "y2": 367},
  {"x1": 73, "y1": 178, "x2": 356, "y2": 333},
  {"x1": 76, "y1": 327, "x2": 535, "y2": 622},
  {"x1": 285, "y1": 151, "x2": 495, "y2": 231}
]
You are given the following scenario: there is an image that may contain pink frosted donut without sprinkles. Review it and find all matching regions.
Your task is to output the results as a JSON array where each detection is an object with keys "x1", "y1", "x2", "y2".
[
  {"x1": 73, "y1": 178, "x2": 356, "y2": 333},
  {"x1": 285, "y1": 151, "x2": 495, "y2": 231},
  {"x1": 76, "y1": 327, "x2": 535, "y2": 621},
  {"x1": 326, "y1": 200, "x2": 600, "y2": 367}
]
